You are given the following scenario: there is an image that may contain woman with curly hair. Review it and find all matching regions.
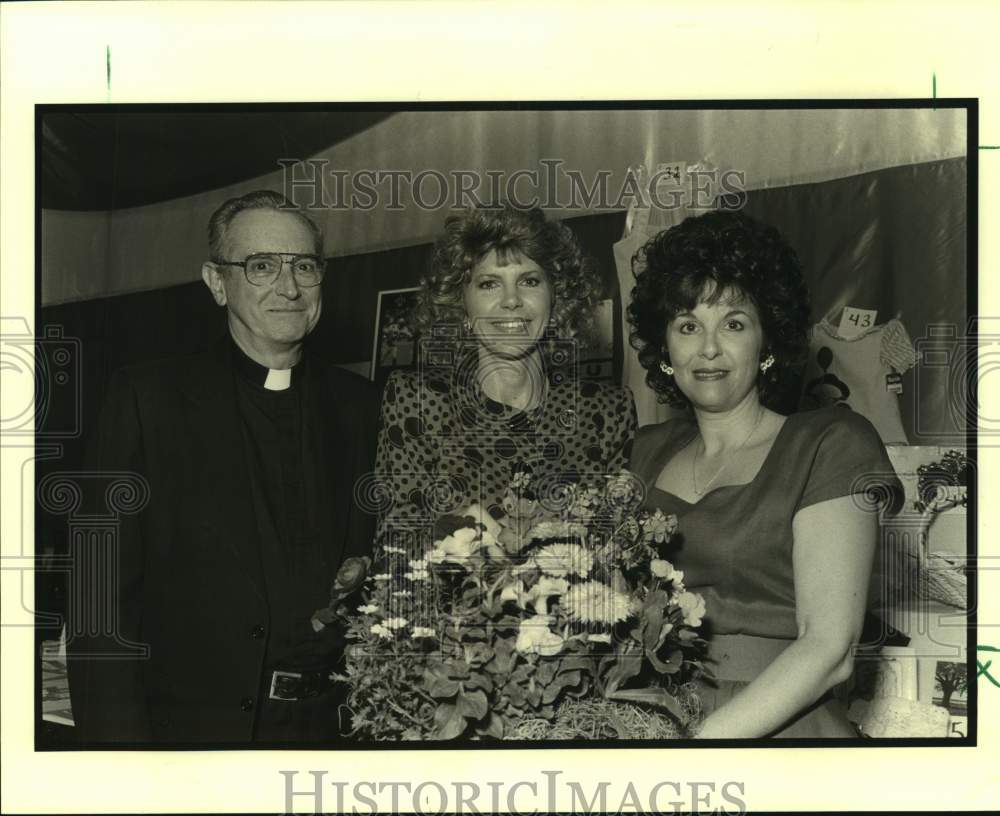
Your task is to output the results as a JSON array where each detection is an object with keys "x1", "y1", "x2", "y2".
[
  {"x1": 376, "y1": 204, "x2": 636, "y2": 543},
  {"x1": 627, "y1": 210, "x2": 899, "y2": 738}
]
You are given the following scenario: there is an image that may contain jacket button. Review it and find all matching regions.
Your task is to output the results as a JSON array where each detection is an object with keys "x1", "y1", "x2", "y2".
[
  {"x1": 240, "y1": 697, "x2": 255, "y2": 712},
  {"x1": 250, "y1": 624, "x2": 265, "y2": 639}
]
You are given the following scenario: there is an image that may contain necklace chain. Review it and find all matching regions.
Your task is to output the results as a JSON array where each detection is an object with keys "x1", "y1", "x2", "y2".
[{"x1": 692, "y1": 409, "x2": 766, "y2": 496}]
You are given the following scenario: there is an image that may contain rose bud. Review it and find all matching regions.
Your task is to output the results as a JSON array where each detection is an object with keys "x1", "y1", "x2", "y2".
[{"x1": 333, "y1": 556, "x2": 371, "y2": 595}]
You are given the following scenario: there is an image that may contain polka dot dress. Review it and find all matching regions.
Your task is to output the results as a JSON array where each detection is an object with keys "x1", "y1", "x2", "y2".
[{"x1": 375, "y1": 360, "x2": 636, "y2": 550}]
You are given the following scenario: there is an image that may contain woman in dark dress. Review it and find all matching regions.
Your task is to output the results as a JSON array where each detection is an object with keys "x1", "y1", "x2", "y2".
[
  {"x1": 627, "y1": 210, "x2": 899, "y2": 738},
  {"x1": 376, "y1": 204, "x2": 636, "y2": 552}
]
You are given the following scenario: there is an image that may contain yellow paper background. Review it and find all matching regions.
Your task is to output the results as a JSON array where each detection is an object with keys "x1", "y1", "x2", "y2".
[{"x1": 2, "y1": 1, "x2": 998, "y2": 812}]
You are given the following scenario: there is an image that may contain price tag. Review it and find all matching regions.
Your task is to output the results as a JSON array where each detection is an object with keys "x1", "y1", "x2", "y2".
[
  {"x1": 838, "y1": 306, "x2": 878, "y2": 338},
  {"x1": 655, "y1": 162, "x2": 684, "y2": 185},
  {"x1": 651, "y1": 162, "x2": 687, "y2": 208}
]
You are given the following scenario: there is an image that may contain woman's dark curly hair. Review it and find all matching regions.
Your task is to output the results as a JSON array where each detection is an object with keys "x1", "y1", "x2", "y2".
[
  {"x1": 627, "y1": 210, "x2": 812, "y2": 408},
  {"x1": 414, "y1": 203, "x2": 602, "y2": 341}
]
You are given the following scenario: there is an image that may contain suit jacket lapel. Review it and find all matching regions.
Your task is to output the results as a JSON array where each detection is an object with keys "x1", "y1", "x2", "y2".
[
  {"x1": 181, "y1": 338, "x2": 267, "y2": 604},
  {"x1": 305, "y1": 361, "x2": 347, "y2": 573}
]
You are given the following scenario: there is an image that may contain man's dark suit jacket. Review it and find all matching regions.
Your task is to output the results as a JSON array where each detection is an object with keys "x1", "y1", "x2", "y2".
[{"x1": 67, "y1": 337, "x2": 377, "y2": 744}]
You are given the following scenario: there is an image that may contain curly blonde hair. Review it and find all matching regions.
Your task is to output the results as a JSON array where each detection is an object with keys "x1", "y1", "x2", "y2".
[{"x1": 414, "y1": 204, "x2": 602, "y2": 342}]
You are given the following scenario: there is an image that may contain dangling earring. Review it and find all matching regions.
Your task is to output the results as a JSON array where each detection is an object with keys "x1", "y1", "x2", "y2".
[
  {"x1": 462, "y1": 317, "x2": 473, "y2": 334},
  {"x1": 659, "y1": 361, "x2": 674, "y2": 376},
  {"x1": 759, "y1": 354, "x2": 775, "y2": 373}
]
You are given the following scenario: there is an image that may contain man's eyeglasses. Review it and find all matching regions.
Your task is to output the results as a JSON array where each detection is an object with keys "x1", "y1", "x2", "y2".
[{"x1": 213, "y1": 253, "x2": 324, "y2": 287}]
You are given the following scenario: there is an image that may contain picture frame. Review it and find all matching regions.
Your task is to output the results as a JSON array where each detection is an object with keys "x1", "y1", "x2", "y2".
[{"x1": 370, "y1": 286, "x2": 421, "y2": 381}]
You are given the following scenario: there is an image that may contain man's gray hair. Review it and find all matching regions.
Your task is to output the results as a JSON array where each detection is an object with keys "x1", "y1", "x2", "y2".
[{"x1": 207, "y1": 190, "x2": 323, "y2": 261}]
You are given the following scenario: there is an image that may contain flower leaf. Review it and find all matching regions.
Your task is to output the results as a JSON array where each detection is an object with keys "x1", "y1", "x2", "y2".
[
  {"x1": 534, "y1": 659, "x2": 559, "y2": 686},
  {"x1": 487, "y1": 638, "x2": 517, "y2": 675},
  {"x1": 475, "y1": 712, "x2": 505, "y2": 739},
  {"x1": 431, "y1": 702, "x2": 467, "y2": 740},
  {"x1": 559, "y1": 655, "x2": 596, "y2": 674},
  {"x1": 643, "y1": 588, "x2": 670, "y2": 613},
  {"x1": 602, "y1": 655, "x2": 642, "y2": 696},
  {"x1": 464, "y1": 673, "x2": 494, "y2": 694},
  {"x1": 609, "y1": 687, "x2": 686, "y2": 723},
  {"x1": 455, "y1": 689, "x2": 489, "y2": 720},
  {"x1": 423, "y1": 666, "x2": 461, "y2": 698},
  {"x1": 642, "y1": 603, "x2": 664, "y2": 652},
  {"x1": 447, "y1": 659, "x2": 472, "y2": 680},
  {"x1": 542, "y1": 669, "x2": 582, "y2": 704},
  {"x1": 647, "y1": 647, "x2": 683, "y2": 675},
  {"x1": 503, "y1": 681, "x2": 528, "y2": 707}
]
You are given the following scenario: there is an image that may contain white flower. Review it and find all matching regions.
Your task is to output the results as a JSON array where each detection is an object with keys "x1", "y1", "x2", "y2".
[
  {"x1": 404, "y1": 570, "x2": 429, "y2": 581},
  {"x1": 370, "y1": 623, "x2": 393, "y2": 639},
  {"x1": 499, "y1": 582, "x2": 524, "y2": 604},
  {"x1": 393, "y1": 589, "x2": 412, "y2": 598},
  {"x1": 515, "y1": 615, "x2": 565, "y2": 657},
  {"x1": 641, "y1": 508, "x2": 676, "y2": 542},
  {"x1": 357, "y1": 604, "x2": 379, "y2": 614},
  {"x1": 410, "y1": 626, "x2": 436, "y2": 639},
  {"x1": 455, "y1": 526, "x2": 479, "y2": 544},
  {"x1": 523, "y1": 576, "x2": 570, "y2": 615},
  {"x1": 561, "y1": 580, "x2": 632, "y2": 624},
  {"x1": 409, "y1": 558, "x2": 428, "y2": 570},
  {"x1": 533, "y1": 542, "x2": 594, "y2": 578},
  {"x1": 427, "y1": 527, "x2": 482, "y2": 565},
  {"x1": 372, "y1": 573, "x2": 392, "y2": 582},
  {"x1": 650, "y1": 559, "x2": 676, "y2": 579},
  {"x1": 383, "y1": 616, "x2": 409, "y2": 629},
  {"x1": 675, "y1": 592, "x2": 706, "y2": 627},
  {"x1": 383, "y1": 545, "x2": 406, "y2": 555}
]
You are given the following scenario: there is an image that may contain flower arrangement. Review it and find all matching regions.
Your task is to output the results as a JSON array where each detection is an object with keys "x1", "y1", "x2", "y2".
[{"x1": 325, "y1": 469, "x2": 708, "y2": 741}]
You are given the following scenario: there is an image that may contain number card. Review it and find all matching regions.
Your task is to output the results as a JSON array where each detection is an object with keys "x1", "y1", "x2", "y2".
[
  {"x1": 838, "y1": 305, "x2": 878, "y2": 338},
  {"x1": 652, "y1": 161, "x2": 686, "y2": 206}
]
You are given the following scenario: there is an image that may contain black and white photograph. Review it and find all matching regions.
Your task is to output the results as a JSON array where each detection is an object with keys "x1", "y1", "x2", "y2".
[
  {"x1": 371, "y1": 286, "x2": 421, "y2": 381},
  {"x1": 28, "y1": 103, "x2": 975, "y2": 750},
  {"x1": 934, "y1": 659, "x2": 969, "y2": 717}
]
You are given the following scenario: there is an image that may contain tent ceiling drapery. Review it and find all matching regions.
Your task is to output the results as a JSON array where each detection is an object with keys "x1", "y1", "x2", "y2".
[
  {"x1": 40, "y1": 107, "x2": 966, "y2": 306},
  {"x1": 40, "y1": 110, "x2": 393, "y2": 211}
]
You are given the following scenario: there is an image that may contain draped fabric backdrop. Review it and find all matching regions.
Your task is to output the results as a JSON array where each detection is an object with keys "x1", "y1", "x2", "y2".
[{"x1": 41, "y1": 108, "x2": 965, "y2": 305}]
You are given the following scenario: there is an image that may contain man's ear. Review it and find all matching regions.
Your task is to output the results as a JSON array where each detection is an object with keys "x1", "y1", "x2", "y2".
[{"x1": 201, "y1": 262, "x2": 228, "y2": 306}]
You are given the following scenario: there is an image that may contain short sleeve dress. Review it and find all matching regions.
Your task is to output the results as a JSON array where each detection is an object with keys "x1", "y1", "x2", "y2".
[
  {"x1": 630, "y1": 406, "x2": 901, "y2": 738},
  {"x1": 376, "y1": 360, "x2": 637, "y2": 554}
]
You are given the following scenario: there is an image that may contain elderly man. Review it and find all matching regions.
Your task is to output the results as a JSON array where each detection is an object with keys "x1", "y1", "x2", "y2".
[{"x1": 68, "y1": 190, "x2": 376, "y2": 744}]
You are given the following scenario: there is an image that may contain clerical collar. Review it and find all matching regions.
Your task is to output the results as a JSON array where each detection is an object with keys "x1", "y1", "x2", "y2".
[{"x1": 229, "y1": 337, "x2": 303, "y2": 391}]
